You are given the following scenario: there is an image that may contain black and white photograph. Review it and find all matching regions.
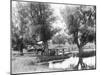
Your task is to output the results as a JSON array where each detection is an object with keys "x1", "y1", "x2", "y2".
[{"x1": 11, "y1": 0, "x2": 96, "y2": 74}]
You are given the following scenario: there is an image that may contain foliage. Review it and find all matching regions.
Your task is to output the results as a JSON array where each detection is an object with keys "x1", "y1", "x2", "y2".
[
  {"x1": 29, "y1": 2, "x2": 56, "y2": 43},
  {"x1": 61, "y1": 5, "x2": 96, "y2": 48},
  {"x1": 67, "y1": 6, "x2": 96, "y2": 46},
  {"x1": 11, "y1": 2, "x2": 58, "y2": 53},
  {"x1": 52, "y1": 34, "x2": 67, "y2": 45},
  {"x1": 61, "y1": 5, "x2": 96, "y2": 69}
]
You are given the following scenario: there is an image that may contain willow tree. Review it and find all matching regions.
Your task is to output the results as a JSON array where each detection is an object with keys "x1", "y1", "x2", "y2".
[
  {"x1": 61, "y1": 6, "x2": 96, "y2": 69},
  {"x1": 29, "y1": 2, "x2": 56, "y2": 54}
]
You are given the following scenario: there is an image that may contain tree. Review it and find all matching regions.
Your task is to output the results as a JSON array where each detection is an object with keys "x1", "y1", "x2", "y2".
[
  {"x1": 52, "y1": 34, "x2": 67, "y2": 45},
  {"x1": 12, "y1": 2, "x2": 31, "y2": 55},
  {"x1": 61, "y1": 6, "x2": 96, "y2": 69},
  {"x1": 29, "y1": 2, "x2": 56, "y2": 55},
  {"x1": 12, "y1": 1, "x2": 60, "y2": 55}
]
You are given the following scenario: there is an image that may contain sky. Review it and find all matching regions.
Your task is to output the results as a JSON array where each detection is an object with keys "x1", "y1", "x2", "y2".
[{"x1": 50, "y1": 3, "x2": 66, "y2": 29}]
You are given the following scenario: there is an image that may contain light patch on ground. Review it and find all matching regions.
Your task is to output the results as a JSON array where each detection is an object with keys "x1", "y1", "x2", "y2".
[{"x1": 48, "y1": 56, "x2": 95, "y2": 70}]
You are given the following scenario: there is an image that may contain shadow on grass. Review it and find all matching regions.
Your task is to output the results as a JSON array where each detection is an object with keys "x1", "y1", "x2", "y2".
[{"x1": 77, "y1": 50, "x2": 96, "y2": 58}]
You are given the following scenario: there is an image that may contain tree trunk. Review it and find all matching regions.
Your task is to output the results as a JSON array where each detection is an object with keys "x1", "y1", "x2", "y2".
[
  {"x1": 19, "y1": 44, "x2": 23, "y2": 56},
  {"x1": 19, "y1": 38, "x2": 24, "y2": 56},
  {"x1": 20, "y1": 48, "x2": 23, "y2": 55},
  {"x1": 44, "y1": 42, "x2": 49, "y2": 55},
  {"x1": 75, "y1": 46, "x2": 86, "y2": 70}
]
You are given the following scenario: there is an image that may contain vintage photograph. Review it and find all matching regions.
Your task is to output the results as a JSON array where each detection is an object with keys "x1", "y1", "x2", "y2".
[{"x1": 11, "y1": 0, "x2": 96, "y2": 74}]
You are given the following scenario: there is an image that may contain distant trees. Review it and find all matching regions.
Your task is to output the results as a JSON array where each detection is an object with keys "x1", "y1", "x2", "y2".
[
  {"x1": 61, "y1": 6, "x2": 96, "y2": 69},
  {"x1": 52, "y1": 34, "x2": 67, "y2": 45}
]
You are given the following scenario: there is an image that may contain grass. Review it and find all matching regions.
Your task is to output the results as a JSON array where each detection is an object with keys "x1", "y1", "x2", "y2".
[
  {"x1": 11, "y1": 43, "x2": 96, "y2": 74},
  {"x1": 38, "y1": 53, "x2": 72, "y2": 62},
  {"x1": 77, "y1": 50, "x2": 96, "y2": 58},
  {"x1": 12, "y1": 49, "x2": 96, "y2": 63},
  {"x1": 37, "y1": 50, "x2": 96, "y2": 63},
  {"x1": 12, "y1": 51, "x2": 96, "y2": 74}
]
